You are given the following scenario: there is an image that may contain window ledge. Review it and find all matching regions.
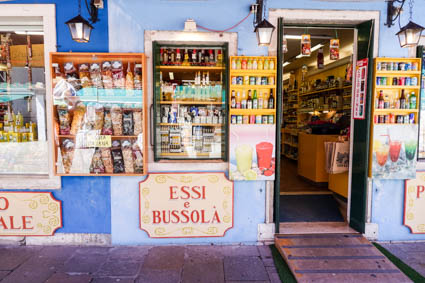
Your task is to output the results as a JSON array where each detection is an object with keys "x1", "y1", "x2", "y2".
[{"x1": 0, "y1": 176, "x2": 61, "y2": 190}]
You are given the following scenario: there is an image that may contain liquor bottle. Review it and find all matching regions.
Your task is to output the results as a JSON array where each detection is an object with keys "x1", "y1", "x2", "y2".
[
  {"x1": 231, "y1": 58, "x2": 236, "y2": 69},
  {"x1": 209, "y1": 50, "x2": 214, "y2": 66},
  {"x1": 253, "y1": 58, "x2": 258, "y2": 70},
  {"x1": 176, "y1": 49, "x2": 181, "y2": 65},
  {"x1": 231, "y1": 90, "x2": 236, "y2": 108},
  {"x1": 236, "y1": 58, "x2": 242, "y2": 69},
  {"x1": 198, "y1": 49, "x2": 203, "y2": 66},
  {"x1": 263, "y1": 91, "x2": 268, "y2": 109},
  {"x1": 378, "y1": 90, "x2": 384, "y2": 109},
  {"x1": 170, "y1": 48, "x2": 176, "y2": 65},
  {"x1": 241, "y1": 90, "x2": 247, "y2": 109},
  {"x1": 183, "y1": 49, "x2": 189, "y2": 66},
  {"x1": 217, "y1": 50, "x2": 223, "y2": 67},
  {"x1": 253, "y1": 90, "x2": 258, "y2": 109},
  {"x1": 241, "y1": 57, "x2": 247, "y2": 70},
  {"x1": 258, "y1": 92, "x2": 263, "y2": 109},
  {"x1": 204, "y1": 50, "x2": 209, "y2": 65},
  {"x1": 247, "y1": 58, "x2": 253, "y2": 70},
  {"x1": 160, "y1": 48, "x2": 164, "y2": 65},
  {"x1": 258, "y1": 59, "x2": 263, "y2": 70},
  {"x1": 268, "y1": 89, "x2": 274, "y2": 109},
  {"x1": 236, "y1": 91, "x2": 241, "y2": 109},
  {"x1": 410, "y1": 91, "x2": 417, "y2": 109},
  {"x1": 191, "y1": 49, "x2": 197, "y2": 66},
  {"x1": 163, "y1": 48, "x2": 169, "y2": 65},
  {"x1": 400, "y1": 89, "x2": 406, "y2": 109},
  {"x1": 264, "y1": 58, "x2": 270, "y2": 70},
  {"x1": 247, "y1": 90, "x2": 253, "y2": 109}
]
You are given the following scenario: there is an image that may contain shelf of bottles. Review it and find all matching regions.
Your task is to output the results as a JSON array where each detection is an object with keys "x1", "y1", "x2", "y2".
[
  {"x1": 153, "y1": 42, "x2": 228, "y2": 161},
  {"x1": 229, "y1": 56, "x2": 276, "y2": 125}
]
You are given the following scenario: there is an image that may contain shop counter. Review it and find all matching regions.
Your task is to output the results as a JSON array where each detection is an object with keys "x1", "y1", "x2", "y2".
[
  {"x1": 328, "y1": 172, "x2": 349, "y2": 198},
  {"x1": 298, "y1": 132, "x2": 339, "y2": 183}
]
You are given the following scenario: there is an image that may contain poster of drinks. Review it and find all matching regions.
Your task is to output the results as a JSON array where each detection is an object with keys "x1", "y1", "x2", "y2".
[
  {"x1": 229, "y1": 124, "x2": 275, "y2": 181},
  {"x1": 372, "y1": 124, "x2": 418, "y2": 179},
  {"x1": 301, "y1": 34, "x2": 311, "y2": 56}
]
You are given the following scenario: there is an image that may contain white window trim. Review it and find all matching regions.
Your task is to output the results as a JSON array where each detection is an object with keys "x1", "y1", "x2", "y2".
[{"x1": 0, "y1": 4, "x2": 60, "y2": 190}]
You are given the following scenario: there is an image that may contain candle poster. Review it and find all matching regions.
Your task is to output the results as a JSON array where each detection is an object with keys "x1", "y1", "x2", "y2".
[{"x1": 353, "y1": 58, "x2": 368, "y2": 119}]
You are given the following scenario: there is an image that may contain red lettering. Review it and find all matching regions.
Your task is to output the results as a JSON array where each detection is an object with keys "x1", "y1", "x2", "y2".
[
  {"x1": 0, "y1": 197, "x2": 9, "y2": 210},
  {"x1": 191, "y1": 210, "x2": 200, "y2": 223},
  {"x1": 181, "y1": 186, "x2": 191, "y2": 200},
  {"x1": 171, "y1": 210, "x2": 180, "y2": 224},
  {"x1": 153, "y1": 211, "x2": 161, "y2": 224},
  {"x1": 22, "y1": 216, "x2": 33, "y2": 230},
  {"x1": 201, "y1": 210, "x2": 209, "y2": 224},
  {"x1": 162, "y1": 211, "x2": 170, "y2": 224},
  {"x1": 417, "y1": 186, "x2": 425, "y2": 199},
  {"x1": 202, "y1": 186, "x2": 206, "y2": 199},
  {"x1": 169, "y1": 186, "x2": 178, "y2": 200},
  {"x1": 184, "y1": 202, "x2": 190, "y2": 208},
  {"x1": 0, "y1": 217, "x2": 8, "y2": 229},
  {"x1": 181, "y1": 210, "x2": 189, "y2": 223},
  {"x1": 9, "y1": 216, "x2": 21, "y2": 230},
  {"x1": 192, "y1": 186, "x2": 201, "y2": 199},
  {"x1": 211, "y1": 211, "x2": 221, "y2": 223}
]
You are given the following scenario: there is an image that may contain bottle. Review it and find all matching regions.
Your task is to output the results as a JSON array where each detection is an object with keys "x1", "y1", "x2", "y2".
[
  {"x1": 247, "y1": 58, "x2": 253, "y2": 70},
  {"x1": 258, "y1": 59, "x2": 263, "y2": 70},
  {"x1": 191, "y1": 49, "x2": 197, "y2": 66},
  {"x1": 231, "y1": 90, "x2": 236, "y2": 108},
  {"x1": 209, "y1": 50, "x2": 214, "y2": 66},
  {"x1": 253, "y1": 90, "x2": 258, "y2": 109},
  {"x1": 217, "y1": 50, "x2": 223, "y2": 67},
  {"x1": 269, "y1": 59, "x2": 275, "y2": 70},
  {"x1": 258, "y1": 92, "x2": 263, "y2": 109},
  {"x1": 183, "y1": 49, "x2": 189, "y2": 66},
  {"x1": 236, "y1": 58, "x2": 242, "y2": 69},
  {"x1": 263, "y1": 92, "x2": 268, "y2": 109},
  {"x1": 268, "y1": 89, "x2": 274, "y2": 109},
  {"x1": 264, "y1": 58, "x2": 269, "y2": 70},
  {"x1": 231, "y1": 58, "x2": 236, "y2": 70},
  {"x1": 241, "y1": 57, "x2": 247, "y2": 70},
  {"x1": 163, "y1": 48, "x2": 169, "y2": 65},
  {"x1": 176, "y1": 49, "x2": 181, "y2": 65},
  {"x1": 247, "y1": 90, "x2": 253, "y2": 109},
  {"x1": 241, "y1": 90, "x2": 247, "y2": 109},
  {"x1": 253, "y1": 58, "x2": 258, "y2": 70},
  {"x1": 400, "y1": 89, "x2": 406, "y2": 109},
  {"x1": 198, "y1": 49, "x2": 203, "y2": 65},
  {"x1": 410, "y1": 91, "x2": 417, "y2": 109},
  {"x1": 236, "y1": 91, "x2": 241, "y2": 109},
  {"x1": 170, "y1": 48, "x2": 176, "y2": 65},
  {"x1": 377, "y1": 91, "x2": 384, "y2": 109},
  {"x1": 160, "y1": 48, "x2": 164, "y2": 65},
  {"x1": 204, "y1": 50, "x2": 209, "y2": 65}
]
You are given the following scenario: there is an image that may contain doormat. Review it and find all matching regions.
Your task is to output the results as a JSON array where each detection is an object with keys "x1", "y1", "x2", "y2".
[{"x1": 280, "y1": 194, "x2": 344, "y2": 222}]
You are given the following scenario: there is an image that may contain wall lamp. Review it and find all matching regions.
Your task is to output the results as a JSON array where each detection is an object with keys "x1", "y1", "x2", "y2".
[
  {"x1": 65, "y1": 0, "x2": 103, "y2": 43},
  {"x1": 252, "y1": 0, "x2": 275, "y2": 46}
]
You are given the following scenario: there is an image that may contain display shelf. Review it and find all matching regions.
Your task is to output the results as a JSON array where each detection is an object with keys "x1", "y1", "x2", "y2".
[
  {"x1": 159, "y1": 123, "x2": 222, "y2": 127},
  {"x1": 284, "y1": 153, "x2": 298, "y2": 160},
  {"x1": 159, "y1": 100, "x2": 224, "y2": 105},
  {"x1": 229, "y1": 109, "x2": 275, "y2": 115},
  {"x1": 375, "y1": 71, "x2": 421, "y2": 75},
  {"x1": 299, "y1": 86, "x2": 343, "y2": 97},
  {"x1": 230, "y1": 85, "x2": 276, "y2": 89},
  {"x1": 160, "y1": 152, "x2": 222, "y2": 157},
  {"x1": 57, "y1": 135, "x2": 139, "y2": 139},
  {"x1": 158, "y1": 65, "x2": 225, "y2": 71},
  {"x1": 373, "y1": 109, "x2": 418, "y2": 113},
  {"x1": 230, "y1": 69, "x2": 276, "y2": 75},
  {"x1": 375, "y1": 85, "x2": 420, "y2": 89}
]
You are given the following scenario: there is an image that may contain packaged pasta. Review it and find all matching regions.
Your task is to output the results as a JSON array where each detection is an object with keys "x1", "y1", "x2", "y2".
[
  {"x1": 57, "y1": 106, "x2": 71, "y2": 135},
  {"x1": 133, "y1": 109, "x2": 143, "y2": 135},
  {"x1": 125, "y1": 62, "x2": 134, "y2": 90},
  {"x1": 102, "y1": 61, "x2": 113, "y2": 89},
  {"x1": 112, "y1": 60, "x2": 125, "y2": 88},
  {"x1": 123, "y1": 110, "x2": 134, "y2": 136},
  {"x1": 94, "y1": 104, "x2": 104, "y2": 131},
  {"x1": 132, "y1": 142, "x2": 144, "y2": 173},
  {"x1": 90, "y1": 63, "x2": 103, "y2": 88},
  {"x1": 102, "y1": 108, "x2": 113, "y2": 135},
  {"x1": 70, "y1": 102, "x2": 86, "y2": 135},
  {"x1": 90, "y1": 148, "x2": 105, "y2": 174},
  {"x1": 100, "y1": 147, "x2": 113, "y2": 173},
  {"x1": 122, "y1": 140, "x2": 134, "y2": 173},
  {"x1": 79, "y1": 63, "x2": 91, "y2": 88},
  {"x1": 134, "y1": 64, "x2": 142, "y2": 90},
  {"x1": 111, "y1": 105, "x2": 123, "y2": 135},
  {"x1": 111, "y1": 140, "x2": 125, "y2": 173},
  {"x1": 61, "y1": 139, "x2": 75, "y2": 174}
]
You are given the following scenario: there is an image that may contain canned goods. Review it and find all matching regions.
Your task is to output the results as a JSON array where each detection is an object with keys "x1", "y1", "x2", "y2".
[
  {"x1": 412, "y1": 62, "x2": 418, "y2": 71},
  {"x1": 249, "y1": 76, "x2": 256, "y2": 85},
  {"x1": 237, "y1": 115, "x2": 243, "y2": 124},
  {"x1": 400, "y1": 63, "x2": 405, "y2": 71},
  {"x1": 384, "y1": 101, "x2": 390, "y2": 109},
  {"x1": 388, "y1": 62, "x2": 394, "y2": 71},
  {"x1": 406, "y1": 77, "x2": 411, "y2": 86},
  {"x1": 405, "y1": 115, "x2": 410, "y2": 124},
  {"x1": 262, "y1": 115, "x2": 268, "y2": 124},
  {"x1": 384, "y1": 115, "x2": 389, "y2": 124},
  {"x1": 376, "y1": 77, "x2": 381, "y2": 85},
  {"x1": 231, "y1": 115, "x2": 237, "y2": 124},
  {"x1": 379, "y1": 115, "x2": 384, "y2": 123},
  {"x1": 256, "y1": 115, "x2": 262, "y2": 124},
  {"x1": 374, "y1": 115, "x2": 378, "y2": 123},
  {"x1": 405, "y1": 63, "x2": 411, "y2": 71},
  {"x1": 243, "y1": 115, "x2": 249, "y2": 124},
  {"x1": 377, "y1": 62, "x2": 382, "y2": 71},
  {"x1": 396, "y1": 115, "x2": 403, "y2": 124},
  {"x1": 249, "y1": 115, "x2": 256, "y2": 124},
  {"x1": 261, "y1": 77, "x2": 268, "y2": 85},
  {"x1": 231, "y1": 76, "x2": 237, "y2": 85},
  {"x1": 393, "y1": 77, "x2": 398, "y2": 85},
  {"x1": 382, "y1": 77, "x2": 387, "y2": 85},
  {"x1": 411, "y1": 77, "x2": 418, "y2": 86},
  {"x1": 268, "y1": 76, "x2": 275, "y2": 85},
  {"x1": 399, "y1": 77, "x2": 405, "y2": 85},
  {"x1": 409, "y1": 113, "x2": 415, "y2": 124},
  {"x1": 389, "y1": 113, "x2": 395, "y2": 124},
  {"x1": 256, "y1": 76, "x2": 262, "y2": 85},
  {"x1": 268, "y1": 115, "x2": 274, "y2": 124},
  {"x1": 244, "y1": 76, "x2": 249, "y2": 85},
  {"x1": 386, "y1": 62, "x2": 391, "y2": 71},
  {"x1": 236, "y1": 76, "x2": 243, "y2": 85}
]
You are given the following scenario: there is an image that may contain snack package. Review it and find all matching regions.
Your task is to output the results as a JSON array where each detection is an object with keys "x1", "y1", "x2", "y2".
[
  {"x1": 125, "y1": 62, "x2": 134, "y2": 90},
  {"x1": 122, "y1": 140, "x2": 134, "y2": 173},
  {"x1": 133, "y1": 109, "x2": 143, "y2": 135},
  {"x1": 102, "y1": 108, "x2": 113, "y2": 135},
  {"x1": 90, "y1": 63, "x2": 103, "y2": 88},
  {"x1": 123, "y1": 110, "x2": 134, "y2": 136},
  {"x1": 79, "y1": 63, "x2": 91, "y2": 88},
  {"x1": 112, "y1": 60, "x2": 125, "y2": 88},
  {"x1": 102, "y1": 61, "x2": 113, "y2": 89},
  {"x1": 132, "y1": 142, "x2": 144, "y2": 173},
  {"x1": 61, "y1": 139, "x2": 75, "y2": 174},
  {"x1": 111, "y1": 105, "x2": 123, "y2": 135},
  {"x1": 100, "y1": 147, "x2": 114, "y2": 173},
  {"x1": 57, "y1": 106, "x2": 71, "y2": 135},
  {"x1": 70, "y1": 102, "x2": 86, "y2": 135},
  {"x1": 111, "y1": 140, "x2": 125, "y2": 173},
  {"x1": 94, "y1": 104, "x2": 104, "y2": 131},
  {"x1": 134, "y1": 64, "x2": 143, "y2": 90},
  {"x1": 83, "y1": 104, "x2": 96, "y2": 130},
  {"x1": 64, "y1": 62, "x2": 81, "y2": 90},
  {"x1": 90, "y1": 148, "x2": 105, "y2": 174}
]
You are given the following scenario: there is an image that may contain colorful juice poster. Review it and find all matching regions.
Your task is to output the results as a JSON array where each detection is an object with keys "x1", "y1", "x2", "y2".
[
  {"x1": 372, "y1": 124, "x2": 418, "y2": 179},
  {"x1": 301, "y1": 34, "x2": 311, "y2": 56},
  {"x1": 330, "y1": 39, "x2": 340, "y2": 60},
  {"x1": 229, "y1": 124, "x2": 276, "y2": 181}
]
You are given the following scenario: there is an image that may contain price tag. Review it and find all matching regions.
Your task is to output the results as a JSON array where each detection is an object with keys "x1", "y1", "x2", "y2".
[
  {"x1": 86, "y1": 134, "x2": 111, "y2": 148},
  {"x1": 169, "y1": 72, "x2": 174, "y2": 80}
]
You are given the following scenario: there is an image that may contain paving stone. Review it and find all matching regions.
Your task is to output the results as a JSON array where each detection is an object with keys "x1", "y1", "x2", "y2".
[
  {"x1": 142, "y1": 246, "x2": 185, "y2": 270},
  {"x1": 268, "y1": 271, "x2": 282, "y2": 283},
  {"x1": 136, "y1": 269, "x2": 181, "y2": 283},
  {"x1": 182, "y1": 258, "x2": 224, "y2": 283},
  {"x1": 224, "y1": 256, "x2": 269, "y2": 281},
  {"x1": 218, "y1": 245, "x2": 260, "y2": 257},
  {"x1": 258, "y1": 245, "x2": 273, "y2": 258},
  {"x1": 226, "y1": 281, "x2": 270, "y2": 283},
  {"x1": 185, "y1": 245, "x2": 223, "y2": 262},
  {"x1": 0, "y1": 246, "x2": 41, "y2": 270},
  {"x1": 91, "y1": 277, "x2": 135, "y2": 283},
  {"x1": 266, "y1": 266, "x2": 277, "y2": 273},
  {"x1": 74, "y1": 246, "x2": 111, "y2": 255},
  {"x1": 97, "y1": 260, "x2": 142, "y2": 277},
  {"x1": 108, "y1": 246, "x2": 151, "y2": 261},
  {"x1": 61, "y1": 252, "x2": 107, "y2": 273},
  {"x1": 0, "y1": 271, "x2": 10, "y2": 280},
  {"x1": 262, "y1": 257, "x2": 276, "y2": 267},
  {"x1": 45, "y1": 272, "x2": 92, "y2": 283}
]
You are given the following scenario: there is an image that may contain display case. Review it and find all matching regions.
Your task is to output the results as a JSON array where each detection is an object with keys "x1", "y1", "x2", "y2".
[
  {"x1": 152, "y1": 42, "x2": 228, "y2": 161},
  {"x1": 370, "y1": 57, "x2": 421, "y2": 179},
  {"x1": 50, "y1": 52, "x2": 148, "y2": 176}
]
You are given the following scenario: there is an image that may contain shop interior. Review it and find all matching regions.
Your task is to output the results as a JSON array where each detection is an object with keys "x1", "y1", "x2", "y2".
[{"x1": 280, "y1": 27, "x2": 354, "y2": 224}]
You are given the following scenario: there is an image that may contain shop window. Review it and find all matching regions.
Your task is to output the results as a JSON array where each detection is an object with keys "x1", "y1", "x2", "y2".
[{"x1": 418, "y1": 47, "x2": 425, "y2": 159}]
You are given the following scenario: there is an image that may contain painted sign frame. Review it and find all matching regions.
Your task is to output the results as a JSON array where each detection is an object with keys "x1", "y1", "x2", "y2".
[{"x1": 404, "y1": 171, "x2": 425, "y2": 234}]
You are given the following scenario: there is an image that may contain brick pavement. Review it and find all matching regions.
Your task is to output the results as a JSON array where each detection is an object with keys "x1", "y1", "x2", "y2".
[
  {"x1": 0, "y1": 245, "x2": 281, "y2": 283},
  {"x1": 380, "y1": 242, "x2": 425, "y2": 278}
]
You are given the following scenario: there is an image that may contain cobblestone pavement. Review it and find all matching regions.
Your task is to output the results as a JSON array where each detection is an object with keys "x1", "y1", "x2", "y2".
[
  {"x1": 380, "y1": 242, "x2": 425, "y2": 278},
  {"x1": 0, "y1": 245, "x2": 281, "y2": 283}
]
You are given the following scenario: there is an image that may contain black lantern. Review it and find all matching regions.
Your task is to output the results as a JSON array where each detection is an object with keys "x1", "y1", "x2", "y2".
[
  {"x1": 255, "y1": 19, "x2": 275, "y2": 46},
  {"x1": 65, "y1": 0, "x2": 96, "y2": 43},
  {"x1": 396, "y1": 21, "x2": 424, "y2": 48}
]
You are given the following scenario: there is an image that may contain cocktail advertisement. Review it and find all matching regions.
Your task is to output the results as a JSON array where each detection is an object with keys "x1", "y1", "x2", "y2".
[
  {"x1": 229, "y1": 124, "x2": 275, "y2": 181},
  {"x1": 301, "y1": 34, "x2": 311, "y2": 56},
  {"x1": 372, "y1": 124, "x2": 418, "y2": 179}
]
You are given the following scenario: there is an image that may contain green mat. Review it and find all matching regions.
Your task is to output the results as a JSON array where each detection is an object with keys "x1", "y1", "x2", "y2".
[{"x1": 270, "y1": 245, "x2": 296, "y2": 283}]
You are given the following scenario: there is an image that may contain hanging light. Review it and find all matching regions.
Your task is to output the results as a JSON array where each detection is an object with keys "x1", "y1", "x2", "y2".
[
  {"x1": 65, "y1": 0, "x2": 94, "y2": 43},
  {"x1": 255, "y1": 19, "x2": 275, "y2": 46},
  {"x1": 396, "y1": 21, "x2": 424, "y2": 48}
]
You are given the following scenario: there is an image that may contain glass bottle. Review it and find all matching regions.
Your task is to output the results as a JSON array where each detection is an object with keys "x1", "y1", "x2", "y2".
[
  {"x1": 183, "y1": 49, "x2": 189, "y2": 66},
  {"x1": 170, "y1": 48, "x2": 176, "y2": 65},
  {"x1": 241, "y1": 57, "x2": 247, "y2": 70},
  {"x1": 247, "y1": 58, "x2": 253, "y2": 70},
  {"x1": 236, "y1": 91, "x2": 241, "y2": 109},
  {"x1": 198, "y1": 49, "x2": 203, "y2": 66},
  {"x1": 378, "y1": 90, "x2": 384, "y2": 109},
  {"x1": 263, "y1": 91, "x2": 268, "y2": 109},
  {"x1": 231, "y1": 90, "x2": 236, "y2": 108},
  {"x1": 410, "y1": 91, "x2": 417, "y2": 109},
  {"x1": 241, "y1": 90, "x2": 247, "y2": 109},
  {"x1": 176, "y1": 49, "x2": 181, "y2": 65},
  {"x1": 160, "y1": 48, "x2": 164, "y2": 65},
  {"x1": 253, "y1": 90, "x2": 258, "y2": 109},
  {"x1": 236, "y1": 58, "x2": 242, "y2": 70},
  {"x1": 163, "y1": 48, "x2": 169, "y2": 65},
  {"x1": 231, "y1": 58, "x2": 236, "y2": 70},
  {"x1": 247, "y1": 90, "x2": 253, "y2": 109},
  {"x1": 258, "y1": 59, "x2": 263, "y2": 70},
  {"x1": 268, "y1": 89, "x2": 274, "y2": 109},
  {"x1": 253, "y1": 58, "x2": 258, "y2": 70},
  {"x1": 217, "y1": 50, "x2": 223, "y2": 67},
  {"x1": 209, "y1": 49, "x2": 214, "y2": 66},
  {"x1": 400, "y1": 89, "x2": 406, "y2": 109},
  {"x1": 258, "y1": 91, "x2": 263, "y2": 109},
  {"x1": 191, "y1": 49, "x2": 197, "y2": 66},
  {"x1": 269, "y1": 59, "x2": 275, "y2": 70},
  {"x1": 264, "y1": 58, "x2": 270, "y2": 70}
]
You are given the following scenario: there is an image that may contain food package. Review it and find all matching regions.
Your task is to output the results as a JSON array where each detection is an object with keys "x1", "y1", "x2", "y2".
[
  {"x1": 79, "y1": 63, "x2": 91, "y2": 88},
  {"x1": 134, "y1": 64, "x2": 143, "y2": 90},
  {"x1": 57, "y1": 106, "x2": 71, "y2": 135},
  {"x1": 122, "y1": 140, "x2": 134, "y2": 173},
  {"x1": 94, "y1": 104, "x2": 105, "y2": 131},
  {"x1": 64, "y1": 62, "x2": 81, "y2": 90},
  {"x1": 111, "y1": 105, "x2": 123, "y2": 135},
  {"x1": 125, "y1": 62, "x2": 134, "y2": 90},
  {"x1": 90, "y1": 148, "x2": 105, "y2": 174},
  {"x1": 102, "y1": 108, "x2": 113, "y2": 135},
  {"x1": 70, "y1": 102, "x2": 86, "y2": 135},
  {"x1": 61, "y1": 139, "x2": 75, "y2": 174},
  {"x1": 111, "y1": 140, "x2": 125, "y2": 173},
  {"x1": 90, "y1": 63, "x2": 103, "y2": 88},
  {"x1": 132, "y1": 142, "x2": 144, "y2": 173},
  {"x1": 102, "y1": 61, "x2": 113, "y2": 89},
  {"x1": 123, "y1": 110, "x2": 134, "y2": 136},
  {"x1": 100, "y1": 147, "x2": 114, "y2": 173},
  {"x1": 133, "y1": 109, "x2": 143, "y2": 135},
  {"x1": 112, "y1": 60, "x2": 125, "y2": 88},
  {"x1": 83, "y1": 104, "x2": 96, "y2": 130}
]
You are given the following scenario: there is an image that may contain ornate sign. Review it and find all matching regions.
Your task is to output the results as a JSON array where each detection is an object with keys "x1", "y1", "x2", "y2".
[
  {"x1": 0, "y1": 192, "x2": 62, "y2": 236},
  {"x1": 139, "y1": 173, "x2": 234, "y2": 238},
  {"x1": 404, "y1": 171, "x2": 425, "y2": 233}
]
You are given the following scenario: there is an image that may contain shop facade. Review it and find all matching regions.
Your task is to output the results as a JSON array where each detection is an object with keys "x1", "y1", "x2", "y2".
[{"x1": 1, "y1": 0, "x2": 425, "y2": 245}]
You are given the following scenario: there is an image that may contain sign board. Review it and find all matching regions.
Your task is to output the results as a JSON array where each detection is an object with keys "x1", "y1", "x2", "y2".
[
  {"x1": 405, "y1": 172, "x2": 425, "y2": 233},
  {"x1": 0, "y1": 192, "x2": 62, "y2": 236},
  {"x1": 10, "y1": 44, "x2": 45, "y2": 68},
  {"x1": 353, "y1": 58, "x2": 368, "y2": 119},
  {"x1": 139, "y1": 173, "x2": 233, "y2": 238}
]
